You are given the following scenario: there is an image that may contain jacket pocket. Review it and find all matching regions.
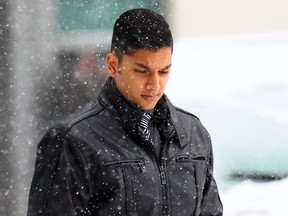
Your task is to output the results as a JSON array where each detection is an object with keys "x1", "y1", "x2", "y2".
[
  {"x1": 169, "y1": 155, "x2": 208, "y2": 216},
  {"x1": 102, "y1": 159, "x2": 146, "y2": 173},
  {"x1": 101, "y1": 159, "x2": 146, "y2": 215},
  {"x1": 171, "y1": 155, "x2": 207, "y2": 163},
  {"x1": 171, "y1": 155, "x2": 208, "y2": 192}
]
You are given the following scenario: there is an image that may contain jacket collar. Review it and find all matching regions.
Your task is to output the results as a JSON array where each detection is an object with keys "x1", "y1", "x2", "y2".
[
  {"x1": 99, "y1": 77, "x2": 141, "y2": 131},
  {"x1": 166, "y1": 99, "x2": 190, "y2": 148},
  {"x1": 98, "y1": 77, "x2": 189, "y2": 148}
]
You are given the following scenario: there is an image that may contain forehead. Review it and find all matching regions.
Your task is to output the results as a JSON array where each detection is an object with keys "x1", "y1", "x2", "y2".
[{"x1": 121, "y1": 48, "x2": 172, "y2": 65}]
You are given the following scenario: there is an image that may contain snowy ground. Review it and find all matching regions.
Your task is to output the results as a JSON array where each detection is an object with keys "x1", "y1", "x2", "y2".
[{"x1": 221, "y1": 178, "x2": 288, "y2": 216}]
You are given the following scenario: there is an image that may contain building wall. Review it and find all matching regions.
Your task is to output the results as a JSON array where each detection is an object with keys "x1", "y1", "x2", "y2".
[
  {"x1": 0, "y1": 0, "x2": 14, "y2": 214},
  {"x1": 171, "y1": 0, "x2": 288, "y2": 38}
]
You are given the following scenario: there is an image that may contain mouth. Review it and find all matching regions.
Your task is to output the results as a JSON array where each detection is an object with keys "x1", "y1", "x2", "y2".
[{"x1": 141, "y1": 94, "x2": 159, "y2": 101}]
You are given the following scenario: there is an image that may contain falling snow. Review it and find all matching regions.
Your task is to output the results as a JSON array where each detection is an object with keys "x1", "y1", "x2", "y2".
[{"x1": 1, "y1": 1, "x2": 288, "y2": 215}]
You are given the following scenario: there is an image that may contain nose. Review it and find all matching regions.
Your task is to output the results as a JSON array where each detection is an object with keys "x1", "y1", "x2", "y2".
[{"x1": 146, "y1": 72, "x2": 160, "y2": 91}]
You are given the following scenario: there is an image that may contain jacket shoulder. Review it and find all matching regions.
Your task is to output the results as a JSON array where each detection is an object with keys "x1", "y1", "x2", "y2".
[
  {"x1": 53, "y1": 100, "x2": 104, "y2": 135},
  {"x1": 174, "y1": 106, "x2": 200, "y2": 121}
]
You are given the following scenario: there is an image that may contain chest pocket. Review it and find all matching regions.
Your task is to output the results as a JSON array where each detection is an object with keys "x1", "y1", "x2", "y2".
[
  {"x1": 173, "y1": 155, "x2": 208, "y2": 192},
  {"x1": 168, "y1": 155, "x2": 209, "y2": 216},
  {"x1": 98, "y1": 159, "x2": 146, "y2": 216}
]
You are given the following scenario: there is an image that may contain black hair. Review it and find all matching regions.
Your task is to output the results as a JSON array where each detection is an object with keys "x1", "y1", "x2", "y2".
[{"x1": 111, "y1": 8, "x2": 173, "y2": 61}]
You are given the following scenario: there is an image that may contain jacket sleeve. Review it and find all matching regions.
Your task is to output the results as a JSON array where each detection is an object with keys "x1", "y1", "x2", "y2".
[
  {"x1": 27, "y1": 127, "x2": 92, "y2": 216},
  {"x1": 200, "y1": 147, "x2": 223, "y2": 216}
]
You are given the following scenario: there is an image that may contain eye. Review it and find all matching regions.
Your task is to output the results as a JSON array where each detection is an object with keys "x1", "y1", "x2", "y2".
[
  {"x1": 160, "y1": 69, "x2": 170, "y2": 74},
  {"x1": 134, "y1": 69, "x2": 147, "y2": 74}
]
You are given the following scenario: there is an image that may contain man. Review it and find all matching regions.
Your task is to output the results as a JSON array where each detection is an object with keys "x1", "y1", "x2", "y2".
[{"x1": 28, "y1": 8, "x2": 223, "y2": 216}]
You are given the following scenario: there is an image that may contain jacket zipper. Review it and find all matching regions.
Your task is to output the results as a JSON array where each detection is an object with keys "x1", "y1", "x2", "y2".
[
  {"x1": 141, "y1": 119, "x2": 174, "y2": 215},
  {"x1": 159, "y1": 165, "x2": 167, "y2": 184},
  {"x1": 138, "y1": 161, "x2": 146, "y2": 173},
  {"x1": 159, "y1": 129, "x2": 175, "y2": 216}
]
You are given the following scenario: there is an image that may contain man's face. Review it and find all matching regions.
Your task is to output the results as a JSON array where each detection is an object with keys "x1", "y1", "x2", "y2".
[{"x1": 107, "y1": 47, "x2": 172, "y2": 110}]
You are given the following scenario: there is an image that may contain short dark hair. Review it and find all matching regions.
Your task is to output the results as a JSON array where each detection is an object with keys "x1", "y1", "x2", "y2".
[{"x1": 111, "y1": 8, "x2": 173, "y2": 61}]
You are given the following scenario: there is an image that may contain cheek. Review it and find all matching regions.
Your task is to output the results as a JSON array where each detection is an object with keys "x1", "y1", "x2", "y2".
[{"x1": 132, "y1": 77, "x2": 145, "y2": 87}]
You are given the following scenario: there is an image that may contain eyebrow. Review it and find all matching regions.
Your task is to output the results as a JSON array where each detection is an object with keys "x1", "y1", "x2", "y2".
[{"x1": 135, "y1": 63, "x2": 172, "y2": 71}]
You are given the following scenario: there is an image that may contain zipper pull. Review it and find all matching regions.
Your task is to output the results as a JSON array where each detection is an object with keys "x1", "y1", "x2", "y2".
[
  {"x1": 139, "y1": 161, "x2": 146, "y2": 173},
  {"x1": 160, "y1": 166, "x2": 167, "y2": 184}
]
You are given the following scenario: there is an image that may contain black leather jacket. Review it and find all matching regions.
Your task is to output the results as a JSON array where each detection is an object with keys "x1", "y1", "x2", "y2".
[{"x1": 28, "y1": 78, "x2": 223, "y2": 216}]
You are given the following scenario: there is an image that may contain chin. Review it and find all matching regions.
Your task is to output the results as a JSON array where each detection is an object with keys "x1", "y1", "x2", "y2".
[{"x1": 142, "y1": 105, "x2": 157, "y2": 111}]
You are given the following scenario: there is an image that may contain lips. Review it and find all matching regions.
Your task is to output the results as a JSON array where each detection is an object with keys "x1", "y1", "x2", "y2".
[{"x1": 141, "y1": 94, "x2": 159, "y2": 101}]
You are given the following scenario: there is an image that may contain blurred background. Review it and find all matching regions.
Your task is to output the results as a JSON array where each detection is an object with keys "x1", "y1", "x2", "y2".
[{"x1": 0, "y1": 0, "x2": 287, "y2": 215}]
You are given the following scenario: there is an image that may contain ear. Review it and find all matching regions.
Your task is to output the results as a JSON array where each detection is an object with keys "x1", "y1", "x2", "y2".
[{"x1": 106, "y1": 53, "x2": 119, "y2": 78}]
